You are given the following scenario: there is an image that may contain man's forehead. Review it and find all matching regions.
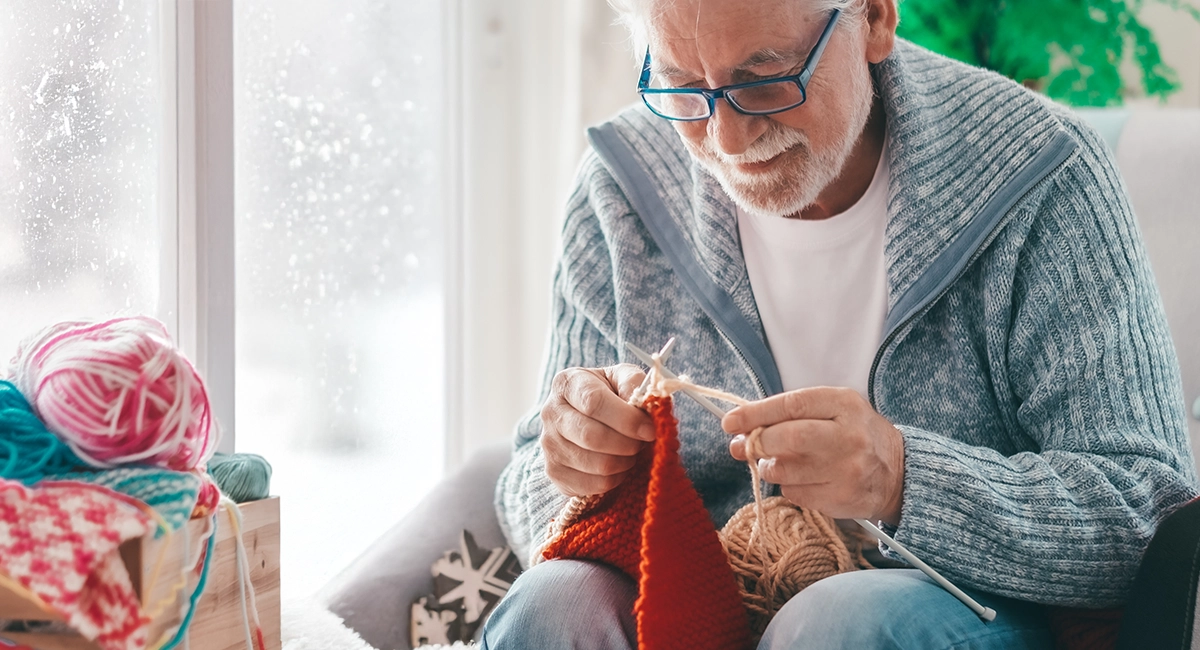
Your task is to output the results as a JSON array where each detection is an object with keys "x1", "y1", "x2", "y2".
[
  {"x1": 646, "y1": 0, "x2": 824, "y2": 77},
  {"x1": 651, "y1": 47, "x2": 800, "y2": 78}
]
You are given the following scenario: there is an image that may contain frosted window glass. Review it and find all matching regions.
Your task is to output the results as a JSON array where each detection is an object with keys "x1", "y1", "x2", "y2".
[
  {"x1": 0, "y1": 1, "x2": 161, "y2": 356},
  {"x1": 235, "y1": 0, "x2": 446, "y2": 597}
]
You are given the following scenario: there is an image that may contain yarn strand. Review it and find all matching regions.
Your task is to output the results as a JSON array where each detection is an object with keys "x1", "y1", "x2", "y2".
[{"x1": 222, "y1": 496, "x2": 266, "y2": 650}]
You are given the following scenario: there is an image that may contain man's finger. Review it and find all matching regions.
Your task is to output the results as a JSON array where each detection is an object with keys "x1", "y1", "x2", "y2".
[
  {"x1": 728, "y1": 420, "x2": 838, "y2": 462},
  {"x1": 544, "y1": 431, "x2": 640, "y2": 476},
  {"x1": 554, "y1": 408, "x2": 646, "y2": 456},
  {"x1": 562, "y1": 369, "x2": 655, "y2": 441},
  {"x1": 753, "y1": 419, "x2": 841, "y2": 458},
  {"x1": 729, "y1": 434, "x2": 748, "y2": 461},
  {"x1": 607, "y1": 363, "x2": 648, "y2": 402},
  {"x1": 755, "y1": 455, "x2": 837, "y2": 486},
  {"x1": 546, "y1": 462, "x2": 631, "y2": 497},
  {"x1": 723, "y1": 386, "x2": 860, "y2": 433}
]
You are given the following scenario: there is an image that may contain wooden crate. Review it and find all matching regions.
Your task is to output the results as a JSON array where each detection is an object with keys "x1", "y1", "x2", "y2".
[{"x1": 0, "y1": 497, "x2": 281, "y2": 650}]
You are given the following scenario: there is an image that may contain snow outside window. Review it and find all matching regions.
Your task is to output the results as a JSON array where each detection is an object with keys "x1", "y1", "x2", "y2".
[
  {"x1": 0, "y1": 1, "x2": 162, "y2": 353},
  {"x1": 234, "y1": 0, "x2": 447, "y2": 598},
  {"x1": 0, "y1": 0, "x2": 448, "y2": 601}
]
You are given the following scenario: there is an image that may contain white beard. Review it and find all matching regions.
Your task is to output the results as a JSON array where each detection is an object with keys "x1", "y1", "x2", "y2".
[{"x1": 684, "y1": 63, "x2": 875, "y2": 219}]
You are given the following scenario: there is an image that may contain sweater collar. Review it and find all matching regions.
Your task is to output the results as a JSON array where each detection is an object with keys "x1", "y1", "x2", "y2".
[{"x1": 873, "y1": 40, "x2": 1072, "y2": 314}]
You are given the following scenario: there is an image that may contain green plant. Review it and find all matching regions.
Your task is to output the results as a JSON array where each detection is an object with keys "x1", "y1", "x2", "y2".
[{"x1": 896, "y1": 0, "x2": 1200, "y2": 106}]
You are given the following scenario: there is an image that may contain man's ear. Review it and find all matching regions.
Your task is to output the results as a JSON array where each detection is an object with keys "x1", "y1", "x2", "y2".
[{"x1": 864, "y1": 0, "x2": 898, "y2": 64}]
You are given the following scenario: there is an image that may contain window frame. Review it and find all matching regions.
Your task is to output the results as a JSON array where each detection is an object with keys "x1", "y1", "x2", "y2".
[
  {"x1": 164, "y1": 0, "x2": 237, "y2": 453},
  {"x1": 168, "y1": 0, "x2": 471, "y2": 461},
  {"x1": 442, "y1": 0, "x2": 467, "y2": 469},
  {"x1": 450, "y1": 0, "x2": 595, "y2": 469},
  {"x1": 168, "y1": 0, "x2": 583, "y2": 469}
]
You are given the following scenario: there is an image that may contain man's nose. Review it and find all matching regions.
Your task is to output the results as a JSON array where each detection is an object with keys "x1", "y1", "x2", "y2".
[{"x1": 707, "y1": 100, "x2": 767, "y2": 156}]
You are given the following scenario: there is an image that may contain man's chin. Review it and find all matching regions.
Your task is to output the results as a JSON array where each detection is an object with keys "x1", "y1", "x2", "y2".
[
  {"x1": 730, "y1": 193, "x2": 813, "y2": 219},
  {"x1": 713, "y1": 169, "x2": 815, "y2": 219}
]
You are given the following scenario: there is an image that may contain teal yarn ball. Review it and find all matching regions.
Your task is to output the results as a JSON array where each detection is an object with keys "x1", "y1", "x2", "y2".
[
  {"x1": 208, "y1": 452, "x2": 272, "y2": 503},
  {"x1": 0, "y1": 379, "x2": 85, "y2": 484}
]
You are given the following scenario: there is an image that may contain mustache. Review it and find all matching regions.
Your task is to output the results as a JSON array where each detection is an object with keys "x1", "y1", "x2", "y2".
[{"x1": 701, "y1": 122, "x2": 809, "y2": 165}]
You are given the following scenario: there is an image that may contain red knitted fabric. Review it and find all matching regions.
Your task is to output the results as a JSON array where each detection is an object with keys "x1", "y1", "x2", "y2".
[{"x1": 542, "y1": 394, "x2": 751, "y2": 650}]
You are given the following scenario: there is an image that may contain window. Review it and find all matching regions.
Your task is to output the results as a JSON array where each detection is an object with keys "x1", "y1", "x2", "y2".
[
  {"x1": 0, "y1": 0, "x2": 449, "y2": 600},
  {"x1": 0, "y1": 1, "x2": 163, "y2": 354},
  {"x1": 234, "y1": 0, "x2": 447, "y2": 597}
]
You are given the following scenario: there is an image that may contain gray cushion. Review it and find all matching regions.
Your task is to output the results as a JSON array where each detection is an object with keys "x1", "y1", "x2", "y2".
[{"x1": 319, "y1": 443, "x2": 512, "y2": 650}]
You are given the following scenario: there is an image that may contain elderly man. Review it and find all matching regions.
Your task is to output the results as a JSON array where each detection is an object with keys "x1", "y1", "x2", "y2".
[{"x1": 483, "y1": 0, "x2": 1199, "y2": 647}]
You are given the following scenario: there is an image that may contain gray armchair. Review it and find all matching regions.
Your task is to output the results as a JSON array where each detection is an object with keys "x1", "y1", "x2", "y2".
[{"x1": 319, "y1": 107, "x2": 1200, "y2": 650}]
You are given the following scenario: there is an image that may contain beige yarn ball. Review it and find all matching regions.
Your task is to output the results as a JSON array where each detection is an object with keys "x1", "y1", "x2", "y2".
[{"x1": 720, "y1": 497, "x2": 864, "y2": 638}]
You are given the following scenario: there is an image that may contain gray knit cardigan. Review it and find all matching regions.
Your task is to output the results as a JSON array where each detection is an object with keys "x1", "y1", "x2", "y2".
[{"x1": 495, "y1": 40, "x2": 1199, "y2": 608}]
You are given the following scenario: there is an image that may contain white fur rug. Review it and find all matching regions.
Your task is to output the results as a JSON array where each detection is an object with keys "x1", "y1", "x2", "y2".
[{"x1": 281, "y1": 597, "x2": 475, "y2": 650}]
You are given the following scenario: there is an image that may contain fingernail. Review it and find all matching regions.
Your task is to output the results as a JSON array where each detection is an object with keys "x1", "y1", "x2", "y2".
[{"x1": 731, "y1": 434, "x2": 746, "y2": 446}]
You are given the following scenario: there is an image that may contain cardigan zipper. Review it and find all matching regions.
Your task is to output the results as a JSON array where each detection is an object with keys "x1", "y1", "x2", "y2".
[
  {"x1": 866, "y1": 137, "x2": 1078, "y2": 410},
  {"x1": 715, "y1": 326, "x2": 769, "y2": 400}
]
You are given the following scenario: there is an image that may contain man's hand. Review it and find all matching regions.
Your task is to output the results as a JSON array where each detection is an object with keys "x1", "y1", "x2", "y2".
[
  {"x1": 540, "y1": 364, "x2": 656, "y2": 497},
  {"x1": 722, "y1": 387, "x2": 906, "y2": 526}
]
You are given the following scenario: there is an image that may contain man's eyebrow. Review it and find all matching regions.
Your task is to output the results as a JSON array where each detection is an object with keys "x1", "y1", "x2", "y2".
[
  {"x1": 734, "y1": 48, "x2": 801, "y2": 70},
  {"x1": 651, "y1": 62, "x2": 690, "y2": 78},
  {"x1": 652, "y1": 47, "x2": 802, "y2": 79}
]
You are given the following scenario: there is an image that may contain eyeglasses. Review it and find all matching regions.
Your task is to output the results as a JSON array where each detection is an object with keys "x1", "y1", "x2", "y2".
[{"x1": 637, "y1": 9, "x2": 842, "y2": 122}]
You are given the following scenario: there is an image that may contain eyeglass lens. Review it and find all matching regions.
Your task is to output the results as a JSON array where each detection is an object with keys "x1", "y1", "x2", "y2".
[
  {"x1": 643, "y1": 79, "x2": 806, "y2": 119},
  {"x1": 643, "y1": 93, "x2": 711, "y2": 120},
  {"x1": 727, "y1": 82, "x2": 805, "y2": 113}
]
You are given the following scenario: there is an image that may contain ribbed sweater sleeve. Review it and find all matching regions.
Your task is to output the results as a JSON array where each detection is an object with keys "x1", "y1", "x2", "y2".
[
  {"x1": 495, "y1": 152, "x2": 622, "y2": 567},
  {"x1": 888, "y1": 122, "x2": 1199, "y2": 607}
]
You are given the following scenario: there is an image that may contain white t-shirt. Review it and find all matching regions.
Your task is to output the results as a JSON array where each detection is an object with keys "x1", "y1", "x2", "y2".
[{"x1": 737, "y1": 147, "x2": 889, "y2": 397}]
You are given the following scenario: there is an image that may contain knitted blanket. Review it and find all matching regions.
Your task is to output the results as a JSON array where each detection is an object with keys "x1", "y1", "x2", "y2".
[
  {"x1": 0, "y1": 467, "x2": 203, "y2": 650},
  {"x1": 47, "y1": 466, "x2": 202, "y2": 534},
  {"x1": 0, "y1": 478, "x2": 155, "y2": 650}
]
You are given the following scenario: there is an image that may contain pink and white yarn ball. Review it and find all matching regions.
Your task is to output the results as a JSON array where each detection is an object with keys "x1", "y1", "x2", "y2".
[{"x1": 10, "y1": 316, "x2": 218, "y2": 471}]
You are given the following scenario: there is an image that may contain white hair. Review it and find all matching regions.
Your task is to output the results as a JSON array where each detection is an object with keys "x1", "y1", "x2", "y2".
[{"x1": 607, "y1": 0, "x2": 870, "y2": 57}]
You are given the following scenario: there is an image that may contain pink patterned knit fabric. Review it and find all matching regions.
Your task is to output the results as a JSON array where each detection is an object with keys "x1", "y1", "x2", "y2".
[{"x1": 0, "y1": 478, "x2": 154, "y2": 649}]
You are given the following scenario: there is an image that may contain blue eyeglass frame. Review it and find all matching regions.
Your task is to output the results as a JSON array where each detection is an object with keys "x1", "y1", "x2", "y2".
[{"x1": 637, "y1": 8, "x2": 842, "y2": 121}]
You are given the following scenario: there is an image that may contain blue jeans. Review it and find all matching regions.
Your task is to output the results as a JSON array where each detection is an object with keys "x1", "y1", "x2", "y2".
[{"x1": 480, "y1": 560, "x2": 1054, "y2": 649}]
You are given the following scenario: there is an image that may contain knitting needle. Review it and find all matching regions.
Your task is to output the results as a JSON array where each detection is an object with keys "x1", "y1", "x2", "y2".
[
  {"x1": 624, "y1": 341, "x2": 998, "y2": 622},
  {"x1": 631, "y1": 338, "x2": 677, "y2": 394},
  {"x1": 626, "y1": 341, "x2": 727, "y2": 421},
  {"x1": 850, "y1": 520, "x2": 996, "y2": 621}
]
